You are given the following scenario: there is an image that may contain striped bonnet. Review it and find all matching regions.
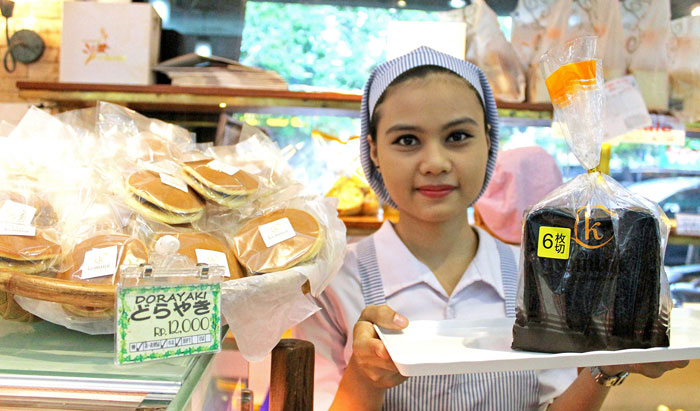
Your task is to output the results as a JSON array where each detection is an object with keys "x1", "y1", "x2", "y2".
[{"x1": 360, "y1": 46, "x2": 500, "y2": 209}]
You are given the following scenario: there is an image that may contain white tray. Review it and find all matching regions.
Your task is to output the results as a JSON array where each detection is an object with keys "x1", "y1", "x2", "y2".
[{"x1": 375, "y1": 308, "x2": 700, "y2": 376}]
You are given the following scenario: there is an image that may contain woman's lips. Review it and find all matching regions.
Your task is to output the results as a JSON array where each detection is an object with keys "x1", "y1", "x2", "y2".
[{"x1": 416, "y1": 185, "x2": 456, "y2": 198}]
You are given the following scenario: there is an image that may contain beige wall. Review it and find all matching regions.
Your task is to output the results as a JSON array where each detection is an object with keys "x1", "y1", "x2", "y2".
[{"x1": 0, "y1": 0, "x2": 63, "y2": 104}]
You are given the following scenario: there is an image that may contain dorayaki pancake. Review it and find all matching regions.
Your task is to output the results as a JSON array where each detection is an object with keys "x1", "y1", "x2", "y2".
[
  {"x1": 58, "y1": 234, "x2": 148, "y2": 318},
  {"x1": 125, "y1": 170, "x2": 205, "y2": 224},
  {"x1": 232, "y1": 209, "x2": 323, "y2": 274},
  {"x1": 135, "y1": 131, "x2": 183, "y2": 162},
  {"x1": 0, "y1": 229, "x2": 62, "y2": 274},
  {"x1": 0, "y1": 191, "x2": 58, "y2": 227},
  {"x1": 180, "y1": 160, "x2": 258, "y2": 208},
  {"x1": 153, "y1": 232, "x2": 245, "y2": 279}
]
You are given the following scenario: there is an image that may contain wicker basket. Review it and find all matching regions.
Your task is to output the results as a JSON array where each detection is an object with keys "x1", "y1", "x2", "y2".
[{"x1": 0, "y1": 270, "x2": 115, "y2": 322}]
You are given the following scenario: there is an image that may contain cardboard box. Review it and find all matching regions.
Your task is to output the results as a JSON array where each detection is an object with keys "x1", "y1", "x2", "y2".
[{"x1": 60, "y1": 3, "x2": 161, "y2": 85}]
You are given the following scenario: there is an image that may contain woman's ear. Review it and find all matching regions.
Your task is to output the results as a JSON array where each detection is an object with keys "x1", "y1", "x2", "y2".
[{"x1": 367, "y1": 134, "x2": 380, "y2": 171}]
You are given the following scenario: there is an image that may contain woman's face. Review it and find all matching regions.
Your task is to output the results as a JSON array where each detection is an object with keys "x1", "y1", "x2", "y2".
[{"x1": 369, "y1": 72, "x2": 490, "y2": 224}]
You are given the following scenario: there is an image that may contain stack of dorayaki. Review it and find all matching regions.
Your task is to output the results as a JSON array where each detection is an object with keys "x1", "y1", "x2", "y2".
[{"x1": 1, "y1": 102, "x2": 341, "y2": 331}]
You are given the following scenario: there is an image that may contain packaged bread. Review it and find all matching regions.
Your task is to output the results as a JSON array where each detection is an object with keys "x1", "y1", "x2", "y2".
[
  {"x1": 151, "y1": 231, "x2": 245, "y2": 280},
  {"x1": 124, "y1": 168, "x2": 205, "y2": 225},
  {"x1": 622, "y1": 0, "x2": 671, "y2": 111},
  {"x1": 231, "y1": 208, "x2": 323, "y2": 274},
  {"x1": 0, "y1": 190, "x2": 62, "y2": 274},
  {"x1": 511, "y1": 37, "x2": 672, "y2": 353},
  {"x1": 57, "y1": 233, "x2": 149, "y2": 318},
  {"x1": 326, "y1": 175, "x2": 379, "y2": 217},
  {"x1": 181, "y1": 159, "x2": 259, "y2": 209},
  {"x1": 669, "y1": 16, "x2": 700, "y2": 122}
]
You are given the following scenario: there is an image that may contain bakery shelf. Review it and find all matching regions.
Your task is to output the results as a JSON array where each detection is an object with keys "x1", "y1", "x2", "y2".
[{"x1": 15, "y1": 82, "x2": 554, "y2": 116}]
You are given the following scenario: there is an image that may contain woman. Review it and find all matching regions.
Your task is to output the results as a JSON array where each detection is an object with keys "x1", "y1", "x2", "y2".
[{"x1": 297, "y1": 46, "x2": 687, "y2": 411}]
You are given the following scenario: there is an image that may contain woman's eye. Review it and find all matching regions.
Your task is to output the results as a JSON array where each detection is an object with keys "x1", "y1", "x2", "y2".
[
  {"x1": 446, "y1": 131, "x2": 472, "y2": 143},
  {"x1": 394, "y1": 135, "x2": 419, "y2": 146}
]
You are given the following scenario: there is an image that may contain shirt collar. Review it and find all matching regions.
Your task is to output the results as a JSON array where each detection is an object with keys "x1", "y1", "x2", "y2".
[{"x1": 372, "y1": 222, "x2": 507, "y2": 300}]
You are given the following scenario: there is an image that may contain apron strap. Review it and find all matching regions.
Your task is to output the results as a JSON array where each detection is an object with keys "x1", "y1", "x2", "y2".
[
  {"x1": 357, "y1": 236, "x2": 387, "y2": 306},
  {"x1": 495, "y1": 239, "x2": 519, "y2": 318}
]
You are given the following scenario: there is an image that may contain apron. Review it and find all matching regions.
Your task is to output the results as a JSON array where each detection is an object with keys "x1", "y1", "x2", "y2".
[{"x1": 357, "y1": 236, "x2": 539, "y2": 411}]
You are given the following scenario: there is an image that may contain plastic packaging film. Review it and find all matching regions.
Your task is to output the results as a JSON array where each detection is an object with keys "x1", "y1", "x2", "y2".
[{"x1": 512, "y1": 37, "x2": 672, "y2": 353}]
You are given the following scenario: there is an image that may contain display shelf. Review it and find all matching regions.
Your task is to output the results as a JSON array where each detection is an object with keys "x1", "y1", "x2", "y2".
[
  {"x1": 15, "y1": 81, "x2": 554, "y2": 116},
  {"x1": 0, "y1": 317, "x2": 216, "y2": 410}
]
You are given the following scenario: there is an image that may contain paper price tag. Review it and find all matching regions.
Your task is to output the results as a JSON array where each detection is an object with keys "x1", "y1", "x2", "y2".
[
  {"x1": 603, "y1": 76, "x2": 652, "y2": 142},
  {"x1": 0, "y1": 200, "x2": 36, "y2": 225},
  {"x1": 116, "y1": 282, "x2": 221, "y2": 365},
  {"x1": 241, "y1": 164, "x2": 262, "y2": 174},
  {"x1": 195, "y1": 249, "x2": 231, "y2": 277},
  {"x1": 0, "y1": 222, "x2": 36, "y2": 236},
  {"x1": 676, "y1": 213, "x2": 700, "y2": 237},
  {"x1": 81, "y1": 246, "x2": 119, "y2": 279},
  {"x1": 537, "y1": 227, "x2": 571, "y2": 260},
  {"x1": 159, "y1": 172, "x2": 189, "y2": 193},
  {"x1": 258, "y1": 217, "x2": 296, "y2": 248},
  {"x1": 207, "y1": 160, "x2": 240, "y2": 176}
]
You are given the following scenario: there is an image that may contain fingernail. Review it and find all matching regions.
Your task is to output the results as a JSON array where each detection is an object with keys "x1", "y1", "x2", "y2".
[{"x1": 393, "y1": 313, "x2": 408, "y2": 327}]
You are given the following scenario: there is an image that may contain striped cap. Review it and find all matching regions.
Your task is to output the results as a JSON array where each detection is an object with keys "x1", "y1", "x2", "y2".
[{"x1": 360, "y1": 46, "x2": 499, "y2": 209}]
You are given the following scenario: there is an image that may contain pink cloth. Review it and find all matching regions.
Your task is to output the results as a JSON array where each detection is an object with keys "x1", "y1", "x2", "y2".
[{"x1": 474, "y1": 146, "x2": 563, "y2": 244}]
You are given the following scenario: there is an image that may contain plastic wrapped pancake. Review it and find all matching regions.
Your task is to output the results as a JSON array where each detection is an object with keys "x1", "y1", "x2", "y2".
[
  {"x1": 232, "y1": 209, "x2": 323, "y2": 274},
  {"x1": 125, "y1": 170, "x2": 205, "y2": 224},
  {"x1": 180, "y1": 159, "x2": 259, "y2": 209}
]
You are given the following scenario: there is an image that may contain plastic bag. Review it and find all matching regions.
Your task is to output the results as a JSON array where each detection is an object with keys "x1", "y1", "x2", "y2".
[
  {"x1": 527, "y1": 0, "x2": 573, "y2": 103},
  {"x1": 440, "y1": 0, "x2": 525, "y2": 102},
  {"x1": 567, "y1": 0, "x2": 626, "y2": 81},
  {"x1": 121, "y1": 159, "x2": 206, "y2": 225},
  {"x1": 465, "y1": 0, "x2": 525, "y2": 102},
  {"x1": 510, "y1": 0, "x2": 557, "y2": 71},
  {"x1": 669, "y1": 16, "x2": 700, "y2": 122},
  {"x1": 221, "y1": 195, "x2": 345, "y2": 361},
  {"x1": 512, "y1": 37, "x2": 672, "y2": 353},
  {"x1": 622, "y1": 0, "x2": 671, "y2": 111}
]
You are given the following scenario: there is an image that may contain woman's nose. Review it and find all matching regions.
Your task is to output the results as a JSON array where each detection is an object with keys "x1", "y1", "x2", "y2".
[{"x1": 418, "y1": 142, "x2": 452, "y2": 175}]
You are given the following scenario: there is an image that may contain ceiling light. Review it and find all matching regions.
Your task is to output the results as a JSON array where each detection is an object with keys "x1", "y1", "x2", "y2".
[
  {"x1": 450, "y1": 0, "x2": 466, "y2": 8},
  {"x1": 397, "y1": 0, "x2": 406, "y2": 7},
  {"x1": 692, "y1": 4, "x2": 700, "y2": 16}
]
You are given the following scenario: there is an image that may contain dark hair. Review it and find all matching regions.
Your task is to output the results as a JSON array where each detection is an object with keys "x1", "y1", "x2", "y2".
[{"x1": 368, "y1": 65, "x2": 485, "y2": 141}]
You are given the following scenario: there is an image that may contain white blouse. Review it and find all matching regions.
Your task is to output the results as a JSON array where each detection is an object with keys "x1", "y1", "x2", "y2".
[{"x1": 297, "y1": 222, "x2": 577, "y2": 410}]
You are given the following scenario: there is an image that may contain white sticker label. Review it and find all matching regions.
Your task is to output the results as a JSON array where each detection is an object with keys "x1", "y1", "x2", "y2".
[
  {"x1": 81, "y1": 246, "x2": 119, "y2": 279},
  {"x1": 258, "y1": 217, "x2": 296, "y2": 248},
  {"x1": 241, "y1": 164, "x2": 262, "y2": 174},
  {"x1": 195, "y1": 249, "x2": 231, "y2": 277},
  {"x1": 0, "y1": 200, "x2": 36, "y2": 225},
  {"x1": 676, "y1": 213, "x2": 700, "y2": 237},
  {"x1": 159, "y1": 172, "x2": 189, "y2": 193},
  {"x1": 207, "y1": 160, "x2": 240, "y2": 176},
  {"x1": 603, "y1": 76, "x2": 652, "y2": 142},
  {"x1": 0, "y1": 222, "x2": 36, "y2": 236}
]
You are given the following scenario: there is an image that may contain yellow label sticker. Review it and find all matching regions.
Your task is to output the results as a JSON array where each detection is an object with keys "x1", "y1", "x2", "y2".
[{"x1": 537, "y1": 227, "x2": 571, "y2": 260}]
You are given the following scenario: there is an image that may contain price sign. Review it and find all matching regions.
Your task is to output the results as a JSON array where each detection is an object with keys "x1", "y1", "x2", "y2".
[
  {"x1": 116, "y1": 282, "x2": 221, "y2": 365},
  {"x1": 537, "y1": 226, "x2": 571, "y2": 260}
]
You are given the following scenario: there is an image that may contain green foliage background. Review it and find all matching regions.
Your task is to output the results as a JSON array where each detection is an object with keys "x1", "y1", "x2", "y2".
[{"x1": 240, "y1": 2, "x2": 437, "y2": 91}]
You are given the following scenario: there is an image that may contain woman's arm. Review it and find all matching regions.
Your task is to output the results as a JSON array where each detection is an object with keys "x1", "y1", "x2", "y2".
[
  {"x1": 330, "y1": 305, "x2": 409, "y2": 411},
  {"x1": 549, "y1": 361, "x2": 690, "y2": 411}
]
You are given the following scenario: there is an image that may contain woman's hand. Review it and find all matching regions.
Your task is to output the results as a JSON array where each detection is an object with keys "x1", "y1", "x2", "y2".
[
  {"x1": 600, "y1": 360, "x2": 689, "y2": 379},
  {"x1": 331, "y1": 305, "x2": 409, "y2": 411},
  {"x1": 350, "y1": 304, "x2": 410, "y2": 389}
]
